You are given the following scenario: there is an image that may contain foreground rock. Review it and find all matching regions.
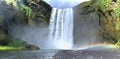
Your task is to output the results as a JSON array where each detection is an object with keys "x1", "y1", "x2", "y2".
[{"x1": 25, "y1": 44, "x2": 40, "y2": 50}]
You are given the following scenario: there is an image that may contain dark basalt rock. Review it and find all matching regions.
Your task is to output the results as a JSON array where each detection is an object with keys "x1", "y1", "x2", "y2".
[{"x1": 25, "y1": 45, "x2": 40, "y2": 50}]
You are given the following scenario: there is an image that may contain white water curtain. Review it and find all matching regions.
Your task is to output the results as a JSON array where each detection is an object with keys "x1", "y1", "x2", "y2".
[{"x1": 49, "y1": 8, "x2": 73, "y2": 49}]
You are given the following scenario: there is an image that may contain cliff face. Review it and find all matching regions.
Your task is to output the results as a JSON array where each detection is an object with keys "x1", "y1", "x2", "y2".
[
  {"x1": 73, "y1": 0, "x2": 120, "y2": 47},
  {"x1": 0, "y1": 1, "x2": 19, "y2": 45},
  {"x1": 73, "y1": 1, "x2": 100, "y2": 47},
  {"x1": 0, "y1": 0, "x2": 50, "y2": 48}
]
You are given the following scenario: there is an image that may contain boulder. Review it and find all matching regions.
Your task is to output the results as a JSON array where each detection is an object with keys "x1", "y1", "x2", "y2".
[{"x1": 25, "y1": 44, "x2": 40, "y2": 50}]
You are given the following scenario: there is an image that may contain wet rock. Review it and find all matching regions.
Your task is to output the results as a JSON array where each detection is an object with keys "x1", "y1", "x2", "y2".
[
  {"x1": 27, "y1": 0, "x2": 52, "y2": 23},
  {"x1": 25, "y1": 45, "x2": 40, "y2": 50},
  {"x1": 0, "y1": 29, "x2": 10, "y2": 46}
]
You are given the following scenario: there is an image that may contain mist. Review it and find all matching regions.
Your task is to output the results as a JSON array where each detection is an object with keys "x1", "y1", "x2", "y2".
[{"x1": 9, "y1": 23, "x2": 50, "y2": 49}]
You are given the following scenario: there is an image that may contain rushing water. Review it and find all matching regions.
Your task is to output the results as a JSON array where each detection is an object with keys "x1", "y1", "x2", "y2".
[{"x1": 49, "y1": 8, "x2": 73, "y2": 49}]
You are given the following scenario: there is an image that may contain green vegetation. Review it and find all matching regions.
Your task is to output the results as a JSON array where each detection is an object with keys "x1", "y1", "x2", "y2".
[
  {"x1": 4, "y1": 0, "x2": 36, "y2": 24},
  {"x1": 0, "y1": 46, "x2": 24, "y2": 50},
  {"x1": 97, "y1": 0, "x2": 111, "y2": 12},
  {"x1": 81, "y1": 0, "x2": 120, "y2": 48},
  {"x1": 5, "y1": 0, "x2": 18, "y2": 9},
  {"x1": 0, "y1": 36, "x2": 26, "y2": 50},
  {"x1": 96, "y1": 0, "x2": 120, "y2": 48},
  {"x1": 114, "y1": 39, "x2": 120, "y2": 48},
  {"x1": 97, "y1": 0, "x2": 120, "y2": 17},
  {"x1": 20, "y1": 4, "x2": 36, "y2": 24},
  {"x1": 7, "y1": 37, "x2": 25, "y2": 48}
]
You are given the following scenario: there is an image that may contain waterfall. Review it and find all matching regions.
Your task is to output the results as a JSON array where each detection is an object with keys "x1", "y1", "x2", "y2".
[
  {"x1": 49, "y1": 8, "x2": 73, "y2": 49},
  {"x1": 42, "y1": 0, "x2": 90, "y2": 49}
]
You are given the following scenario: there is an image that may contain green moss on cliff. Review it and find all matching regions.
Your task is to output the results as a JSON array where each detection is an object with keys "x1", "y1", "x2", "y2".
[
  {"x1": 5, "y1": 0, "x2": 18, "y2": 9},
  {"x1": 80, "y1": 0, "x2": 120, "y2": 48}
]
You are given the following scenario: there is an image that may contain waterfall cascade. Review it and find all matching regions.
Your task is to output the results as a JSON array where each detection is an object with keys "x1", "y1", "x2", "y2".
[
  {"x1": 43, "y1": 0, "x2": 90, "y2": 49},
  {"x1": 49, "y1": 8, "x2": 73, "y2": 49}
]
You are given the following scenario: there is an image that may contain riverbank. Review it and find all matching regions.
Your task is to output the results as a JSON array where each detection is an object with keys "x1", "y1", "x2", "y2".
[
  {"x1": 0, "y1": 45, "x2": 40, "y2": 50},
  {"x1": 0, "y1": 46, "x2": 24, "y2": 50}
]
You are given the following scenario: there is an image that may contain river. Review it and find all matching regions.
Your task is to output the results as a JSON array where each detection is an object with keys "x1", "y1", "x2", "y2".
[{"x1": 0, "y1": 49, "x2": 120, "y2": 59}]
